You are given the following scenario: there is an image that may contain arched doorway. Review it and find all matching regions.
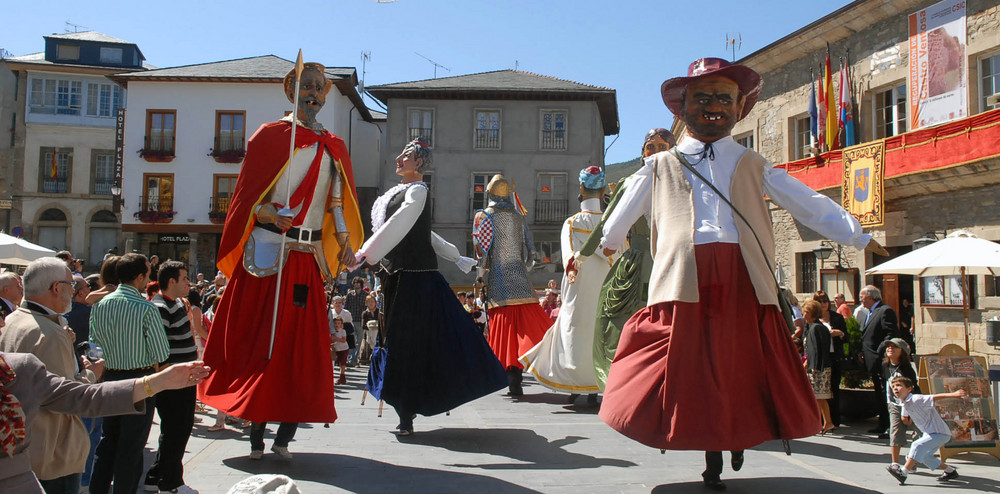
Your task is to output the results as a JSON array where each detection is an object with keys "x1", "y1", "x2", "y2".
[{"x1": 36, "y1": 208, "x2": 68, "y2": 251}]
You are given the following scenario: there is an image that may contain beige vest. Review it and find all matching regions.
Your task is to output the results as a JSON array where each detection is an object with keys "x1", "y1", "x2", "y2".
[{"x1": 648, "y1": 149, "x2": 778, "y2": 306}]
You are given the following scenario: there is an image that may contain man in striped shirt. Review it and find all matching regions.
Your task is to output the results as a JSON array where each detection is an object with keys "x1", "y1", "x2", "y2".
[
  {"x1": 142, "y1": 261, "x2": 197, "y2": 494},
  {"x1": 89, "y1": 253, "x2": 170, "y2": 494}
]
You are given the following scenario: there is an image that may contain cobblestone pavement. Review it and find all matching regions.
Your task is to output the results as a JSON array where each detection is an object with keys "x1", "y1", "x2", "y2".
[{"x1": 138, "y1": 366, "x2": 999, "y2": 493}]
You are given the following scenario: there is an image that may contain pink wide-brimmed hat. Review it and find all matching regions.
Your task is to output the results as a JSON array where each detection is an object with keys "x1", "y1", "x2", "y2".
[{"x1": 661, "y1": 58, "x2": 763, "y2": 120}]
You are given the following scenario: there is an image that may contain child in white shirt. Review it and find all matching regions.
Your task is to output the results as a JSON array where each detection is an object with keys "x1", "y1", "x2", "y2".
[
  {"x1": 330, "y1": 313, "x2": 349, "y2": 385},
  {"x1": 886, "y1": 375, "x2": 966, "y2": 485}
]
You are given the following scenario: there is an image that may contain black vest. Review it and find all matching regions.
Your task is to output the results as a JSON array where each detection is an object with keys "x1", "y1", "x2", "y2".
[{"x1": 380, "y1": 184, "x2": 437, "y2": 274}]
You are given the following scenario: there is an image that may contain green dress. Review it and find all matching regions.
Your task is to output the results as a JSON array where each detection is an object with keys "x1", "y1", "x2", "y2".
[{"x1": 579, "y1": 177, "x2": 654, "y2": 390}]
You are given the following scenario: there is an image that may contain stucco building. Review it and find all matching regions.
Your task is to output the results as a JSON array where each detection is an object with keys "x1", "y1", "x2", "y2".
[
  {"x1": 110, "y1": 55, "x2": 384, "y2": 276},
  {"x1": 714, "y1": 0, "x2": 1000, "y2": 363},
  {"x1": 0, "y1": 32, "x2": 145, "y2": 266},
  {"x1": 367, "y1": 70, "x2": 618, "y2": 287}
]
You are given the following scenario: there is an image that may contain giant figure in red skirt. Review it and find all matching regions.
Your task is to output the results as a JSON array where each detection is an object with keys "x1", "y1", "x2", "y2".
[
  {"x1": 198, "y1": 62, "x2": 364, "y2": 460},
  {"x1": 594, "y1": 58, "x2": 889, "y2": 490}
]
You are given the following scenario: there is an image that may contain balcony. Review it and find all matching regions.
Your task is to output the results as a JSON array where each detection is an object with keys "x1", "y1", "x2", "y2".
[
  {"x1": 407, "y1": 128, "x2": 432, "y2": 147},
  {"x1": 474, "y1": 129, "x2": 500, "y2": 149},
  {"x1": 139, "y1": 135, "x2": 175, "y2": 162},
  {"x1": 209, "y1": 195, "x2": 230, "y2": 223},
  {"x1": 134, "y1": 194, "x2": 175, "y2": 223},
  {"x1": 93, "y1": 181, "x2": 113, "y2": 196},
  {"x1": 41, "y1": 179, "x2": 68, "y2": 194},
  {"x1": 210, "y1": 137, "x2": 246, "y2": 163},
  {"x1": 534, "y1": 199, "x2": 568, "y2": 224},
  {"x1": 541, "y1": 130, "x2": 566, "y2": 150}
]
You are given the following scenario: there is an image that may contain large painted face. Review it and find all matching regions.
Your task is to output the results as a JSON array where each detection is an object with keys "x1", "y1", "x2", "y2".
[
  {"x1": 295, "y1": 70, "x2": 329, "y2": 124},
  {"x1": 394, "y1": 149, "x2": 422, "y2": 179},
  {"x1": 681, "y1": 75, "x2": 745, "y2": 142},
  {"x1": 643, "y1": 135, "x2": 672, "y2": 157}
]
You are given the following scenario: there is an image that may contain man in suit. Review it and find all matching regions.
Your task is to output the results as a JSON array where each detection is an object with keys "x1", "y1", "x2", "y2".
[
  {"x1": 0, "y1": 271, "x2": 23, "y2": 319},
  {"x1": 860, "y1": 284, "x2": 898, "y2": 437}
]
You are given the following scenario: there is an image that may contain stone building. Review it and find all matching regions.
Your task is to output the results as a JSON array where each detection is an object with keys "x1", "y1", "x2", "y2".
[
  {"x1": 708, "y1": 0, "x2": 1000, "y2": 363},
  {"x1": 0, "y1": 32, "x2": 146, "y2": 267},
  {"x1": 367, "y1": 70, "x2": 618, "y2": 287},
  {"x1": 110, "y1": 55, "x2": 383, "y2": 276}
]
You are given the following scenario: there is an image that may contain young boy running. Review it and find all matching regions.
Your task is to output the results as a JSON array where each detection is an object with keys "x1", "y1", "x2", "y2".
[{"x1": 886, "y1": 376, "x2": 966, "y2": 485}]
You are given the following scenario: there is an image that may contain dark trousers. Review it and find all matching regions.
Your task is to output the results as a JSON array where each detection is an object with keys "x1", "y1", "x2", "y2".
[
  {"x1": 829, "y1": 358, "x2": 842, "y2": 427},
  {"x1": 144, "y1": 386, "x2": 196, "y2": 490},
  {"x1": 89, "y1": 368, "x2": 156, "y2": 494},
  {"x1": 249, "y1": 422, "x2": 298, "y2": 451},
  {"x1": 703, "y1": 450, "x2": 743, "y2": 480},
  {"x1": 871, "y1": 369, "x2": 890, "y2": 431},
  {"x1": 39, "y1": 473, "x2": 81, "y2": 494}
]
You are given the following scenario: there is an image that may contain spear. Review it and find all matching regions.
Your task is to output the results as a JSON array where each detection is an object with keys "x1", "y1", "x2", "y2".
[{"x1": 268, "y1": 49, "x2": 303, "y2": 360}]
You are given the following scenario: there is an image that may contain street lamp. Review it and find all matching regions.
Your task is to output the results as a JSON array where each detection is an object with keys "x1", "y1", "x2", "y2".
[
  {"x1": 111, "y1": 184, "x2": 122, "y2": 214},
  {"x1": 812, "y1": 241, "x2": 845, "y2": 269}
]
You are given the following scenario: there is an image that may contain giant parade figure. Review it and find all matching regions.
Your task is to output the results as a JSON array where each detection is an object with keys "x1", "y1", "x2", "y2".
[
  {"x1": 595, "y1": 58, "x2": 889, "y2": 490},
  {"x1": 198, "y1": 58, "x2": 364, "y2": 460},
  {"x1": 519, "y1": 166, "x2": 618, "y2": 405},
  {"x1": 473, "y1": 176, "x2": 551, "y2": 396}
]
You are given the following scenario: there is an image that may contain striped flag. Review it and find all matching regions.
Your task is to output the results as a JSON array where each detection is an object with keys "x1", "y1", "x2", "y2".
[
  {"x1": 824, "y1": 52, "x2": 837, "y2": 151},
  {"x1": 50, "y1": 151, "x2": 58, "y2": 179},
  {"x1": 817, "y1": 73, "x2": 826, "y2": 151},
  {"x1": 808, "y1": 77, "x2": 818, "y2": 143}
]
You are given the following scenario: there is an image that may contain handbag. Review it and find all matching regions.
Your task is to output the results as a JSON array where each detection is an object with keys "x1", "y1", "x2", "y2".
[{"x1": 672, "y1": 149, "x2": 797, "y2": 335}]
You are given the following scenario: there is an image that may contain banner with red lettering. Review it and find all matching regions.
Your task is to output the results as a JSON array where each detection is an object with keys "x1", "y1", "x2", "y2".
[{"x1": 908, "y1": 0, "x2": 967, "y2": 130}]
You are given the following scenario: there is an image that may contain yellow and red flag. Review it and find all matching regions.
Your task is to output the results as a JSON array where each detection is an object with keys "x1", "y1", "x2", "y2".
[{"x1": 50, "y1": 151, "x2": 58, "y2": 179}]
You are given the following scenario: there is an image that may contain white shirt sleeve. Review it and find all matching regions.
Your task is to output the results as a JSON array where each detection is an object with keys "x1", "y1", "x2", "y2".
[
  {"x1": 561, "y1": 216, "x2": 575, "y2": 268},
  {"x1": 601, "y1": 160, "x2": 653, "y2": 251},
  {"x1": 432, "y1": 231, "x2": 476, "y2": 272},
  {"x1": 341, "y1": 309, "x2": 353, "y2": 325},
  {"x1": 763, "y1": 164, "x2": 872, "y2": 250},
  {"x1": 357, "y1": 185, "x2": 426, "y2": 263}
]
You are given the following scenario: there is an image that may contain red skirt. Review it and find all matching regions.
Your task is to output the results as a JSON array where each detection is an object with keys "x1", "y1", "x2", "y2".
[
  {"x1": 198, "y1": 251, "x2": 336, "y2": 423},
  {"x1": 487, "y1": 303, "x2": 551, "y2": 369},
  {"x1": 599, "y1": 243, "x2": 819, "y2": 451}
]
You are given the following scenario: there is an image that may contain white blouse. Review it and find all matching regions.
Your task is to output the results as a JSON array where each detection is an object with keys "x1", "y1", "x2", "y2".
[{"x1": 600, "y1": 135, "x2": 872, "y2": 251}]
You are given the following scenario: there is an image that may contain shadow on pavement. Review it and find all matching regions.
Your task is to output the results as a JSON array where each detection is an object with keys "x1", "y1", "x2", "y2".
[
  {"x1": 651, "y1": 477, "x2": 883, "y2": 493},
  {"x1": 753, "y1": 438, "x2": 885, "y2": 463},
  {"x1": 400, "y1": 427, "x2": 636, "y2": 470},
  {"x1": 223, "y1": 453, "x2": 542, "y2": 493}
]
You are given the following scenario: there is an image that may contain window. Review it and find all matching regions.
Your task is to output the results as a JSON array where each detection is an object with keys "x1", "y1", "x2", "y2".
[
  {"x1": 29, "y1": 78, "x2": 82, "y2": 115},
  {"x1": 534, "y1": 240, "x2": 563, "y2": 272},
  {"x1": 214, "y1": 111, "x2": 246, "y2": 161},
  {"x1": 735, "y1": 132, "x2": 755, "y2": 151},
  {"x1": 86, "y1": 83, "x2": 125, "y2": 117},
  {"x1": 144, "y1": 110, "x2": 176, "y2": 158},
  {"x1": 470, "y1": 172, "x2": 497, "y2": 220},
  {"x1": 99, "y1": 47, "x2": 123, "y2": 64},
  {"x1": 797, "y1": 251, "x2": 817, "y2": 293},
  {"x1": 792, "y1": 116, "x2": 813, "y2": 159},
  {"x1": 39, "y1": 148, "x2": 71, "y2": 193},
  {"x1": 92, "y1": 151, "x2": 114, "y2": 195},
  {"x1": 55, "y1": 44, "x2": 79, "y2": 61},
  {"x1": 535, "y1": 172, "x2": 568, "y2": 224},
  {"x1": 37, "y1": 208, "x2": 68, "y2": 251},
  {"x1": 212, "y1": 174, "x2": 238, "y2": 219},
  {"x1": 873, "y1": 85, "x2": 906, "y2": 139},
  {"x1": 981, "y1": 53, "x2": 1000, "y2": 112},
  {"x1": 474, "y1": 109, "x2": 501, "y2": 149},
  {"x1": 540, "y1": 110, "x2": 567, "y2": 150},
  {"x1": 407, "y1": 108, "x2": 434, "y2": 147},
  {"x1": 143, "y1": 174, "x2": 174, "y2": 212}
]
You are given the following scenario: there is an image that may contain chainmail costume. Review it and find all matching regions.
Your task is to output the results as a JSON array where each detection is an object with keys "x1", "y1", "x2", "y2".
[{"x1": 478, "y1": 197, "x2": 538, "y2": 307}]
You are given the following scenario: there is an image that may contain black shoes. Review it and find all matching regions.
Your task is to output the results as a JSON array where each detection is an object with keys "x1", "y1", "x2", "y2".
[
  {"x1": 506, "y1": 367, "x2": 524, "y2": 396},
  {"x1": 936, "y1": 469, "x2": 959, "y2": 482},
  {"x1": 702, "y1": 478, "x2": 727, "y2": 491},
  {"x1": 886, "y1": 464, "x2": 907, "y2": 485},
  {"x1": 567, "y1": 393, "x2": 580, "y2": 404},
  {"x1": 731, "y1": 451, "x2": 744, "y2": 472}
]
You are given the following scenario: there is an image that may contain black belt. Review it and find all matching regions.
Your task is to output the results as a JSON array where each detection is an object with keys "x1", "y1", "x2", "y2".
[{"x1": 255, "y1": 222, "x2": 323, "y2": 242}]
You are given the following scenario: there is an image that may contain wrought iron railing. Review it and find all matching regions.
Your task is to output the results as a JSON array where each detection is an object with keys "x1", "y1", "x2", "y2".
[
  {"x1": 211, "y1": 136, "x2": 246, "y2": 162},
  {"x1": 93, "y1": 181, "x2": 113, "y2": 195},
  {"x1": 42, "y1": 179, "x2": 68, "y2": 193},
  {"x1": 541, "y1": 130, "x2": 566, "y2": 150},
  {"x1": 534, "y1": 199, "x2": 568, "y2": 224},
  {"x1": 407, "y1": 128, "x2": 432, "y2": 147},
  {"x1": 474, "y1": 129, "x2": 500, "y2": 149},
  {"x1": 140, "y1": 135, "x2": 175, "y2": 159},
  {"x1": 209, "y1": 195, "x2": 230, "y2": 221}
]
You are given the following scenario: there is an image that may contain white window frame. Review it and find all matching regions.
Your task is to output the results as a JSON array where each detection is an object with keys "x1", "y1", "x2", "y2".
[
  {"x1": 30, "y1": 78, "x2": 82, "y2": 115},
  {"x1": 735, "y1": 131, "x2": 755, "y2": 151},
  {"x1": 470, "y1": 171, "x2": 501, "y2": 220},
  {"x1": 791, "y1": 115, "x2": 814, "y2": 160},
  {"x1": 407, "y1": 108, "x2": 435, "y2": 148},
  {"x1": 94, "y1": 153, "x2": 114, "y2": 195},
  {"x1": 473, "y1": 108, "x2": 502, "y2": 150},
  {"x1": 539, "y1": 109, "x2": 568, "y2": 151},
  {"x1": 86, "y1": 82, "x2": 125, "y2": 117},
  {"x1": 871, "y1": 83, "x2": 907, "y2": 140},
  {"x1": 978, "y1": 51, "x2": 1000, "y2": 112}
]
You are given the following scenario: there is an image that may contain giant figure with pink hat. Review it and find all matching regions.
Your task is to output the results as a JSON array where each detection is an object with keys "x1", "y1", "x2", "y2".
[{"x1": 595, "y1": 58, "x2": 888, "y2": 489}]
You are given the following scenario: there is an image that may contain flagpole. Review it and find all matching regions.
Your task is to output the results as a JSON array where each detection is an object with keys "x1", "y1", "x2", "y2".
[{"x1": 268, "y1": 49, "x2": 304, "y2": 360}]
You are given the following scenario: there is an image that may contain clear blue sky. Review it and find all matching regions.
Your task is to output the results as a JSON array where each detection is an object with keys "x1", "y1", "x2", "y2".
[{"x1": 4, "y1": 0, "x2": 852, "y2": 165}]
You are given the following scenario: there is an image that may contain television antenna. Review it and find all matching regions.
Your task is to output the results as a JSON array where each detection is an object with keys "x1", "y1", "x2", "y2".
[
  {"x1": 415, "y1": 52, "x2": 450, "y2": 78},
  {"x1": 725, "y1": 32, "x2": 742, "y2": 61},
  {"x1": 65, "y1": 21, "x2": 87, "y2": 33},
  {"x1": 374, "y1": 0, "x2": 398, "y2": 3}
]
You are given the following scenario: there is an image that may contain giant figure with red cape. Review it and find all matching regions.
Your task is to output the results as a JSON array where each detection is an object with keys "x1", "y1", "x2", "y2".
[{"x1": 198, "y1": 61, "x2": 363, "y2": 459}]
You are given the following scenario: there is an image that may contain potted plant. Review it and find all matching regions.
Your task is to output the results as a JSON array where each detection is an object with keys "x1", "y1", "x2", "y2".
[
  {"x1": 208, "y1": 210, "x2": 227, "y2": 223},
  {"x1": 839, "y1": 315, "x2": 879, "y2": 419},
  {"x1": 134, "y1": 209, "x2": 177, "y2": 224}
]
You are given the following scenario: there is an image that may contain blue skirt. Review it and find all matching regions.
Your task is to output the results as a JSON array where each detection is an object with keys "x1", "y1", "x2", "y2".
[{"x1": 372, "y1": 270, "x2": 507, "y2": 416}]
